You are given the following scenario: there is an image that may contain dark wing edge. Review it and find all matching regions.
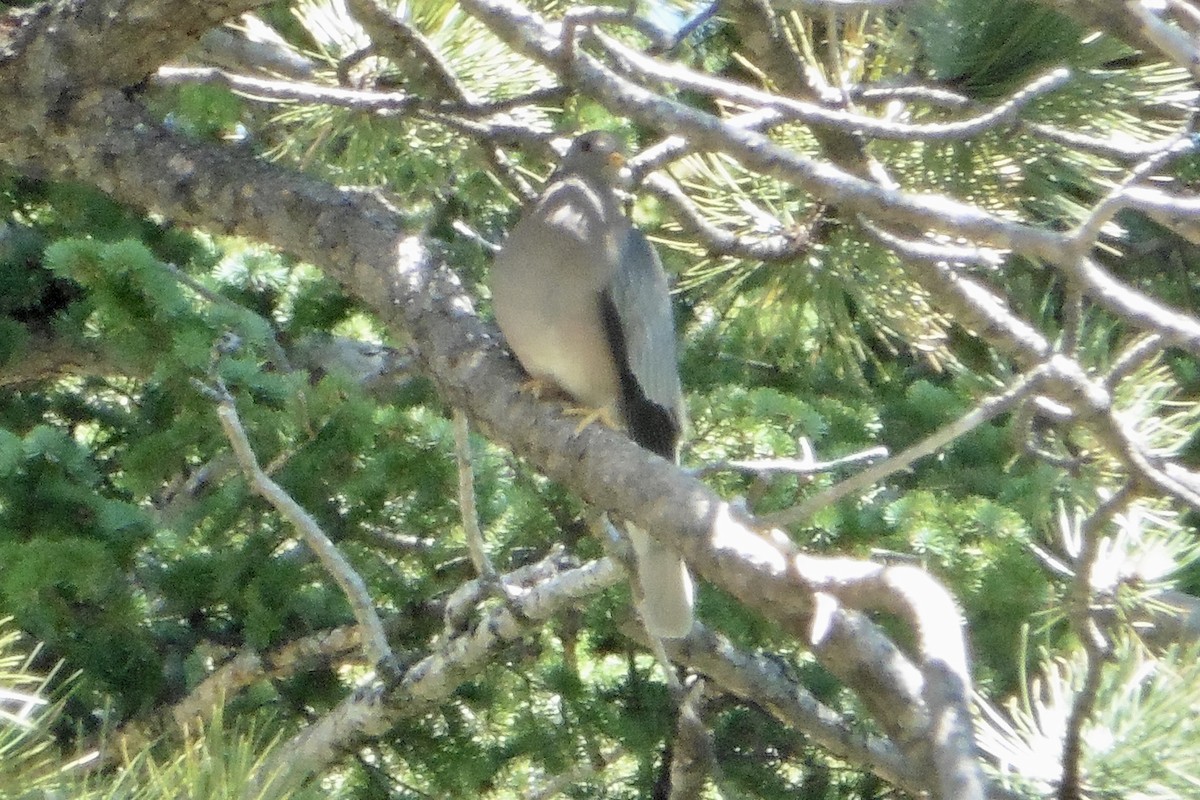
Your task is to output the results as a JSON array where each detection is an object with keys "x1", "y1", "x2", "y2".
[{"x1": 600, "y1": 227, "x2": 684, "y2": 461}]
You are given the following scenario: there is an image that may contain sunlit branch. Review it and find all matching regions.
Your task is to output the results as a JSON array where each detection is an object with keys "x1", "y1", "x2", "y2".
[
  {"x1": 596, "y1": 32, "x2": 1070, "y2": 143},
  {"x1": 760, "y1": 367, "x2": 1049, "y2": 529},
  {"x1": 1059, "y1": 486, "x2": 1135, "y2": 800},
  {"x1": 209, "y1": 383, "x2": 395, "y2": 673},
  {"x1": 627, "y1": 108, "x2": 783, "y2": 180},
  {"x1": 1105, "y1": 334, "x2": 1165, "y2": 389},
  {"x1": 859, "y1": 217, "x2": 1006, "y2": 269},
  {"x1": 1024, "y1": 121, "x2": 1190, "y2": 164},
  {"x1": 690, "y1": 445, "x2": 889, "y2": 479},
  {"x1": 1124, "y1": 0, "x2": 1200, "y2": 81},
  {"x1": 154, "y1": 65, "x2": 420, "y2": 110},
  {"x1": 786, "y1": 561, "x2": 984, "y2": 800},
  {"x1": 194, "y1": 17, "x2": 316, "y2": 80},
  {"x1": 453, "y1": 410, "x2": 495, "y2": 579},
  {"x1": 258, "y1": 555, "x2": 623, "y2": 794},
  {"x1": 1120, "y1": 185, "x2": 1200, "y2": 246},
  {"x1": 642, "y1": 172, "x2": 819, "y2": 261},
  {"x1": 1073, "y1": 136, "x2": 1198, "y2": 250},
  {"x1": 559, "y1": 4, "x2": 674, "y2": 55}
]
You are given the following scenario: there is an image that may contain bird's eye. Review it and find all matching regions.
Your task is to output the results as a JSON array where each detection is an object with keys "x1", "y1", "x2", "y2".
[{"x1": 580, "y1": 140, "x2": 592, "y2": 152}]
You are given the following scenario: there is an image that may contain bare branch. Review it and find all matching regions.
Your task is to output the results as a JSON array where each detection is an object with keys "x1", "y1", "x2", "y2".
[
  {"x1": 690, "y1": 445, "x2": 889, "y2": 479},
  {"x1": 559, "y1": 5, "x2": 674, "y2": 55},
  {"x1": 598, "y1": 32, "x2": 1070, "y2": 143},
  {"x1": 1065, "y1": 255, "x2": 1200, "y2": 360},
  {"x1": 211, "y1": 385, "x2": 395, "y2": 673},
  {"x1": 1073, "y1": 135, "x2": 1198, "y2": 249},
  {"x1": 1024, "y1": 121, "x2": 1189, "y2": 165},
  {"x1": 625, "y1": 621, "x2": 928, "y2": 795},
  {"x1": 1058, "y1": 486, "x2": 1135, "y2": 800},
  {"x1": 859, "y1": 216, "x2": 1007, "y2": 269},
  {"x1": 761, "y1": 367, "x2": 1048, "y2": 529},
  {"x1": 453, "y1": 410, "x2": 494, "y2": 579},
  {"x1": 668, "y1": 680, "x2": 716, "y2": 800},
  {"x1": 642, "y1": 172, "x2": 820, "y2": 261},
  {"x1": 192, "y1": 14, "x2": 316, "y2": 80},
  {"x1": 1123, "y1": 0, "x2": 1200, "y2": 81},
  {"x1": 155, "y1": 65, "x2": 422, "y2": 111},
  {"x1": 799, "y1": 562, "x2": 984, "y2": 800},
  {"x1": 442, "y1": 545, "x2": 572, "y2": 629},
  {"x1": 257, "y1": 555, "x2": 623, "y2": 793},
  {"x1": 1102, "y1": 190, "x2": 1200, "y2": 263},
  {"x1": 1104, "y1": 334, "x2": 1165, "y2": 389}
]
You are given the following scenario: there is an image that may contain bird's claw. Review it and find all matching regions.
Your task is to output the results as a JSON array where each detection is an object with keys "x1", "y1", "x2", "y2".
[{"x1": 565, "y1": 404, "x2": 623, "y2": 436}]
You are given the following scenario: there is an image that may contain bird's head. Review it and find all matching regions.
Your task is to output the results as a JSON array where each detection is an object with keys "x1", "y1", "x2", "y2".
[{"x1": 559, "y1": 130, "x2": 627, "y2": 182}]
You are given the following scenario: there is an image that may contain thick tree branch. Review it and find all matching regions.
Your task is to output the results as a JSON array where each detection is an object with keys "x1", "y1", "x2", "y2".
[
  {"x1": 0, "y1": 332, "x2": 134, "y2": 387},
  {"x1": 4, "y1": 0, "x2": 268, "y2": 101},
  {"x1": 458, "y1": 0, "x2": 1070, "y2": 264},
  {"x1": 623, "y1": 620, "x2": 927, "y2": 794},
  {"x1": 0, "y1": 84, "x2": 959, "y2": 789},
  {"x1": 257, "y1": 555, "x2": 623, "y2": 794}
]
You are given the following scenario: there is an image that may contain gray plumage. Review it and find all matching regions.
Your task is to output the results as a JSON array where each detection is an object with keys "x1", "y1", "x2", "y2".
[{"x1": 489, "y1": 131, "x2": 694, "y2": 638}]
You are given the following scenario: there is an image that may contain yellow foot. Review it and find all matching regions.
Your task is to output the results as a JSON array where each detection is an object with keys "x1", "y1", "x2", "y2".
[{"x1": 564, "y1": 404, "x2": 623, "y2": 436}]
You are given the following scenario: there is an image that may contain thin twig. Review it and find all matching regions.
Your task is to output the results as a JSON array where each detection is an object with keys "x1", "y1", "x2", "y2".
[
  {"x1": 1072, "y1": 135, "x2": 1198, "y2": 250},
  {"x1": 559, "y1": 5, "x2": 674, "y2": 59},
  {"x1": 690, "y1": 445, "x2": 889, "y2": 479},
  {"x1": 210, "y1": 383, "x2": 394, "y2": 672},
  {"x1": 859, "y1": 216, "x2": 1006, "y2": 269},
  {"x1": 760, "y1": 368, "x2": 1049, "y2": 529},
  {"x1": 597, "y1": 32, "x2": 1070, "y2": 143},
  {"x1": 453, "y1": 410, "x2": 494, "y2": 579},
  {"x1": 1104, "y1": 334, "x2": 1164, "y2": 389},
  {"x1": 643, "y1": 172, "x2": 818, "y2": 261},
  {"x1": 1058, "y1": 486, "x2": 1135, "y2": 800}
]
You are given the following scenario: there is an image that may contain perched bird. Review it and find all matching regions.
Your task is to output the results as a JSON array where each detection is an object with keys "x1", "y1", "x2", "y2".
[{"x1": 489, "y1": 130, "x2": 694, "y2": 638}]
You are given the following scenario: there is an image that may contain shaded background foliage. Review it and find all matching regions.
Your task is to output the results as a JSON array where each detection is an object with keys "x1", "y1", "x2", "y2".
[{"x1": 3, "y1": 0, "x2": 1200, "y2": 797}]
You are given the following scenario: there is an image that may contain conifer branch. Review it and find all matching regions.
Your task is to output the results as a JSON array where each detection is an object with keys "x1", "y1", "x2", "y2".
[{"x1": 211, "y1": 386, "x2": 396, "y2": 674}]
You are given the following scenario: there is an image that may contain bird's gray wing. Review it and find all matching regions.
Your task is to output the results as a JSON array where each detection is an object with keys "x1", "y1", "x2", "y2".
[
  {"x1": 605, "y1": 228, "x2": 694, "y2": 636},
  {"x1": 600, "y1": 226, "x2": 684, "y2": 461}
]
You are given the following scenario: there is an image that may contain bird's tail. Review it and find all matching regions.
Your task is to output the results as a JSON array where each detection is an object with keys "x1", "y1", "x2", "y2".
[{"x1": 627, "y1": 523, "x2": 694, "y2": 638}]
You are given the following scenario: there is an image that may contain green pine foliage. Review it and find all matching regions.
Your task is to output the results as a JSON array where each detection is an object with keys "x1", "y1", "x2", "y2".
[{"x1": 4, "y1": 0, "x2": 1200, "y2": 796}]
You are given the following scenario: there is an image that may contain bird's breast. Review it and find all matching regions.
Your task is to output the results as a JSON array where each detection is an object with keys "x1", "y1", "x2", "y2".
[{"x1": 494, "y1": 280, "x2": 621, "y2": 411}]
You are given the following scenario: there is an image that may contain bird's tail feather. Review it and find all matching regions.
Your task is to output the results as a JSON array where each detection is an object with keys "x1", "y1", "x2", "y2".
[{"x1": 627, "y1": 523, "x2": 694, "y2": 638}]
